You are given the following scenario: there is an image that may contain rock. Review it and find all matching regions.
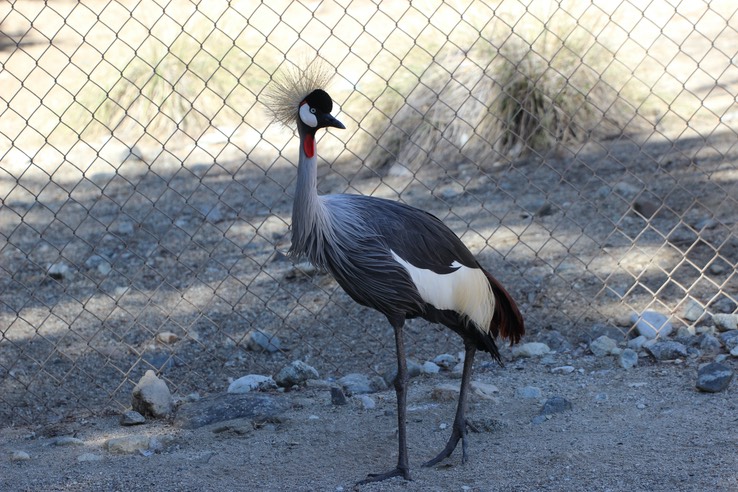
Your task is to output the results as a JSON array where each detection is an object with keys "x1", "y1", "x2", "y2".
[
  {"x1": 540, "y1": 396, "x2": 572, "y2": 416},
  {"x1": 338, "y1": 373, "x2": 387, "y2": 395},
  {"x1": 175, "y1": 393, "x2": 289, "y2": 429},
  {"x1": 77, "y1": 453, "x2": 103, "y2": 462},
  {"x1": 156, "y1": 332, "x2": 179, "y2": 344},
  {"x1": 696, "y1": 363, "x2": 734, "y2": 393},
  {"x1": 645, "y1": 341, "x2": 688, "y2": 361},
  {"x1": 430, "y1": 384, "x2": 460, "y2": 402},
  {"x1": 116, "y1": 221, "x2": 135, "y2": 235},
  {"x1": 719, "y1": 331, "x2": 738, "y2": 351},
  {"x1": 470, "y1": 381, "x2": 499, "y2": 400},
  {"x1": 274, "y1": 361, "x2": 319, "y2": 388},
  {"x1": 511, "y1": 342, "x2": 551, "y2": 358},
  {"x1": 619, "y1": 348, "x2": 638, "y2": 369},
  {"x1": 330, "y1": 387, "x2": 347, "y2": 406},
  {"x1": 85, "y1": 254, "x2": 112, "y2": 275},
  {"x1": 421, "y1": 361, "x2": 441, "y2": 374},
  {"x1": 551, "y1": 365, "x2": 575, "y2": 374},
  {"x1": 120, "y1": 410, "x2": 146, "y2": 426},
  {"x1": 228, "y1": 375, "x2": 277, "y2": 393},
  {"x1": 517, "y1": 386, "x2": 542, "y2": 399},
  {"x1": 106, "y1": 435, "x2": 151, "y2": 454},
  {"x1": 730, "y1": 346, "x2": 738, "y2": 357},
  {"x1": 47, "y1": 262, "x2": 71, "y2": 280},
  {"x1": 355, "y1": 394, "x2": 376, "y2": 410},
  {"x1": 537, "y1": 330, "x2": 573, "y2": 352},
  {"x1": 245, "y1": 330, "x2": 282, "y2": 353},
  {"x1": 699, "y1": 334, "x2": 722, "y2": 354},
  {"x1": 432, "y1": 354, "x2": 457, "y2": 370},
  {"x1": 52, "y1": 436, "x2": 84, "y2": 446},
  {"x1": 630, "y1": 311, "x2": 673, "y2": 339},
  {"x1": 383, "y1": 359, "x2": 422, "y2": 385},
  {"x1": 131, "y1": 370, "x2": 173, "y2": 418},
  {"x1": 712, "y1": 314, "x2": 738, "y2": 332},
  {"x1": 10, "y1": 450, "x2": 30, "y2": 461},
  {"x1": 590, "y1": 335, "x2": 618, "y2": 357},
  {"x1": 628, "y1": 335, "x2": 648, "y2": 351},
  {"x1": 682, "y1": 300, "x2": 704, "y2": 322}
]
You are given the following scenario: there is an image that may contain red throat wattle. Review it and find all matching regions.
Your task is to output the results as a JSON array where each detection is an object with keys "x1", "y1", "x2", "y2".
[{"x1": 303, "y1": 133, "x2": 315, "y2": 158}]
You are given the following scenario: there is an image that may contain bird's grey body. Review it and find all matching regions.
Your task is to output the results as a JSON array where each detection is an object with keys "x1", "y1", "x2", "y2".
[{"x1": 273, "y1": 82, "x2": 524, "y2": 483}]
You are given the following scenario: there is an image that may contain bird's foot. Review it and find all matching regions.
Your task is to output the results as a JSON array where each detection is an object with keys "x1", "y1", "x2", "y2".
[
  {"x1": 356, "y1": 466, "x2": 411, "y2": 485},
  {"x1": 423, "y1": 419, "x2": 475, "y2": 467}
]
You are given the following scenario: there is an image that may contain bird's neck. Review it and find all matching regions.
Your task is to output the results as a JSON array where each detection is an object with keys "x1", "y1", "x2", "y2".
[{"x1": 290, "y1": 125, "x2": 330, "y2": 263}]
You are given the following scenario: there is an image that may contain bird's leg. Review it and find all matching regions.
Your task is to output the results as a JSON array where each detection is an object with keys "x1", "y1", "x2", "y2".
[
  {"x1": 357, "y1": 319, "x2": 412, "y2": 484},
  {"x1": 423, "y1": 343, "x2": 477, "y2": 467}
]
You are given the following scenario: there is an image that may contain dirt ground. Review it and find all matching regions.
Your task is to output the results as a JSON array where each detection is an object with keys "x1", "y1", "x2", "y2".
[
  {"x1": 1, "y1": 352, "x2": 737, "y2": 491},
  {"x1": 1, "y1": 0, "x2": 738, "y2": 491}
]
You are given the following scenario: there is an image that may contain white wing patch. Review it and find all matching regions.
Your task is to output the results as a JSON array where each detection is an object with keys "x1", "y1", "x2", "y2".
[{"x1": 391, "y1": 250, "x2": 495, "y2": 334}]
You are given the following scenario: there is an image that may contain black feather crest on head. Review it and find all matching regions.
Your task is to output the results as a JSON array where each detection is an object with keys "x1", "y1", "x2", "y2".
[{"x1": 264, "y1": 59, "x2": 334, "y2": 127}]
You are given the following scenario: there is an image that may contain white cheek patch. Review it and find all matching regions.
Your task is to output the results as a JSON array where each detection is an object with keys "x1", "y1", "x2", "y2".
[
  {"x1": 391, "y1": 250, "x2": 495, "y2": 334},
  {"x1": 299, "y1": 103, "x2": 318, "y2": 127}
]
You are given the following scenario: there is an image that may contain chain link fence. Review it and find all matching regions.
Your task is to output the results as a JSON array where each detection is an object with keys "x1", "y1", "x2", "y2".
[{"x1": 1, "y1": 0, "x2": 736, "y2": 426}]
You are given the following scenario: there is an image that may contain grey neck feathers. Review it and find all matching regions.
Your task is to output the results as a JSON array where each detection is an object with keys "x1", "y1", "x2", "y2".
[{"x1": 289, "y1": 124, "x2": 334, "y2": 267}]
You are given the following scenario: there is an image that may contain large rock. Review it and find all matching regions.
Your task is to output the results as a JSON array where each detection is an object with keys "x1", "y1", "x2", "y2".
[
  {"x1": 274, "y1": 361, "x2": 320, "y2": 388},
  {"x1": 712, "y1": 314, "x2": 738, "y2": 332},
  {"x1": 590, "y1": 336, "x2": 618, "y2": 357},
  {"x1": 227, "y1": 375, "x2": 277, "y2": 393},
  {"x1": 645, "y1": 341, "x2": 688, "y2": 361},
  {"x1": 511, "y1": 342, "x2": 551, "y2": 358},
  {"x1": 175, "y1": 393, "x2": 289, "y2": 429},
  {"x1": 131, "y1": 370, "x2": 173, "y2": 418},
  {"x1": 631, "y1": 311, "x2": 673, "y2": 339},
  {"x1": 696, "y1": 363, "x2": 734, "y2": 393},
  {"x1": 245, "y1": 330, "x2": 282, "y2": 353},
  {"x1": 338, "y1": 373, "x2": 387, "y2": 395}
]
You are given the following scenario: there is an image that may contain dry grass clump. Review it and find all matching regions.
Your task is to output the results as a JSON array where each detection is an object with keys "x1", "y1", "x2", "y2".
[{"x1": 367, "y1": 31, "x2": 638, "y2": 174}]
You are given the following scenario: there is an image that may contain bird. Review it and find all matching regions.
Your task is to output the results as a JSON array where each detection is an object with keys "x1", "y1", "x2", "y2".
[{"x1": 266, "y1": 64, "x2": 525, "y2": 484}]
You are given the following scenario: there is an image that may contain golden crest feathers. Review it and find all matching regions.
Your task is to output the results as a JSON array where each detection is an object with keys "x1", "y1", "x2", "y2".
[{"x1": 264, "y1": 59, "x2": 334, "y2": 127}]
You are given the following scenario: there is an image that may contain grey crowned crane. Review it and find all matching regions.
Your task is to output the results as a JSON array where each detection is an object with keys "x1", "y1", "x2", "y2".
[{"x1": 267, "y1": 67, "x2": 524, "y2": 484}]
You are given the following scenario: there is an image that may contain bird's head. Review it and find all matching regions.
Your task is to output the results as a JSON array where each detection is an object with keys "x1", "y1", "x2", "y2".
[{"x1": 298, "y1": 89, "x2": 345, "y2": 132}]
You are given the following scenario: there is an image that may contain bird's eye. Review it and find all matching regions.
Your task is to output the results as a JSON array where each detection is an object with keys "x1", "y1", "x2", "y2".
[{"x1": 310, "y1": 108, "x2": 316, "y2": 114}]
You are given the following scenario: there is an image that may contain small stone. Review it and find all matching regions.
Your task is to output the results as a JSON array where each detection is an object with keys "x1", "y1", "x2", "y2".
[
  {"x1": 646, "y1": 341, "x2": 688, "y2": 361},
  {"x1": 590, "y1": 335, "x2": 618, "y2": 357},
  {"x1": 338, "y1": 373, "x2": 386, "y2": 395},
  {"x1": 156, "y1": 332, "x2": 179, "y2": 344},
  {"x1": 432, "y1": 354, "x2": 457, "y2": 369},
  {"x1": 511, "y1": 342, "x2": 551, "y2": 358},
  {"x1": 470, "y1": 381, "x2": 499, "y2": 400},
  {"x1": 330, "y1": 387, "x2": 347, "y2": 406},
  {"x1": 719, "y1": 331, "x2": 738, "y2": 351},
  {"x1": 619, "y1": 348, "x2": 638, "y2": 369},
  {"x1": 131, "y1": 370, "x2": 173, "y2": 418},
  {"x1": 106, "y1": 435, "x2": 151, "y2": 454},
  {"x1": 699, "y1": 334, "x2": 722, "y2": 354},
  {"x1": 730, "y1": 346, "x2": 738, "y2": 357},
  {"x1": 274, "y1": 361, "x2": 320, "y2": 388},
  {"x1": 10, "y1": 450, "x2": 30, "y2": 461},
  {"x1": 52, "y1": 436, "x2": 84, "y2": 446},
  {"x1": 696, "y1": 362, "x2": 734, "y2": 393},
  {"x1": 682, "y1": 300, "x2": 704, "y2": 322},
  {"x1": 630, "y1": 311, "x2": 673, "y2": 339},
  {"x1": 551, "y1": 365, "x2": 575, "y2": 374},
  {"x1": 516, "y1": 386, "x2": 542, "y2": 399},
  {"x1": 431, "y1": 384, "x2": 460, "y2": 402},
  {"x1": 47, "y1": 262, "x2": 71, "y2": 280},
  {"x1": 355, "y1": 394, "x2": 376, "y2": 409},
  {"x1": 540, "y1": 396, "x2": 572, "y2": 416},
  {"x1": 245, "y1": 330, "x2": 282, "y2": 353},
  {"x1": 77, "y1": 453, "x2": 103, "y2": 462},
  {"x1": 421, "y1": 361, "x2": 441, "y2": 374},
  {"x1": 627, "y1": 335, "x2": 648, "y2": 351},
  {"x1": 120, "y1": 410, "x2": 146, "y2": 426},
  {"x1": 712, "y1": 314, "x2": 738, "y2": 332},
  {"x1": 85, "y1": 254, "x2": 112, "y2": 275},
  {"x1": 383, "y1": 359, "x2": 423, "y2": 385},
  {"x1": 228, "y1": 375, "x2": 277, "y2": 393}
]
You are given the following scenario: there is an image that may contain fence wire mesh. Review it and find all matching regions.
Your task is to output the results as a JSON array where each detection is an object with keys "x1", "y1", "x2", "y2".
[{"x1": 1, "y1": 0, "x2": 737, "y2": 426}]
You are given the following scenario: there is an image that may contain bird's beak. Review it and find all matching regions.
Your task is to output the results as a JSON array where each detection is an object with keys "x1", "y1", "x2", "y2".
[{"x1": 321, "y1": 113, "x2": 346, "y2": 130}]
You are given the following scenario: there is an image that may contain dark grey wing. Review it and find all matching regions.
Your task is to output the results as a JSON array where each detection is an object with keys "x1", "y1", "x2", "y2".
[{"x1": 352, "y1": 195, "x2": 479, "y2": 273}]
